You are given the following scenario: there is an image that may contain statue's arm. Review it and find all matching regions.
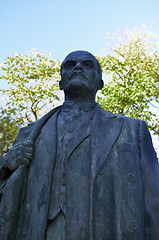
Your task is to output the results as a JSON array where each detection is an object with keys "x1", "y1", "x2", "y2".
[
  {"x1": 0, "y1": 106, "x2": 60, "y2": 181},
  {"x1": 0, "y1": 139, "x2": 33, "y2": 181},
  {"x1": 139, "y1": 120, "x2": 159, "y2": 238}
]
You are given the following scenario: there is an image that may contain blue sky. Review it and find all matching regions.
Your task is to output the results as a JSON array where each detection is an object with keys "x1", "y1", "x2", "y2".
[{"x1": 1, "y1": 0, "x2": 159, "y2": 63}]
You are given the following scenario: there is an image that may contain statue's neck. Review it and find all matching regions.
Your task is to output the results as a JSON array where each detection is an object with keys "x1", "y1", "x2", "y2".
[{"x1": 64, "y1": 94, "x2": 96, "y2": 106}]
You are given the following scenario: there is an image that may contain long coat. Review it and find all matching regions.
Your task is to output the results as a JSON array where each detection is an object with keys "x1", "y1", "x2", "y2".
[{"x1": 0, "y1": 104, "x2": 159, "y2": 240}]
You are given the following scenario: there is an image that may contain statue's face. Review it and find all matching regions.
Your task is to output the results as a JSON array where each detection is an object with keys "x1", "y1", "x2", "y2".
[{"x1": 60, "y1": 51, "x2": 102, "y2": 97}]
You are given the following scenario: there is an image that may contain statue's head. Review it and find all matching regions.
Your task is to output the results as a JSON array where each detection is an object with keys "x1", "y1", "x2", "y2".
[{"x1": 60, "y1": 50, "x2": 104, "y2": 100}]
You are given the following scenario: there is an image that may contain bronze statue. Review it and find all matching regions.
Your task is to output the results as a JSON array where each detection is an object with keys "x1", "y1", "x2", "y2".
[{"x1": 0, "y1": 50, "x2": 159, "y2": 240}]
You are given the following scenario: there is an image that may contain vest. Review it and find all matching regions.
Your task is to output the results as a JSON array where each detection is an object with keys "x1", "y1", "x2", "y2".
[{"x1": 47, "y1": 104, "x2": 93, "y2": 239}]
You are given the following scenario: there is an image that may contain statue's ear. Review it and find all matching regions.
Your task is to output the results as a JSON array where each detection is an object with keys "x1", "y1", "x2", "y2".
[
  {"x1": 97, "y1": 79, "x2": 104, "y2": 90},
  {"x1": 59, "y1": 80, "x2": 63, "y2": 90}
]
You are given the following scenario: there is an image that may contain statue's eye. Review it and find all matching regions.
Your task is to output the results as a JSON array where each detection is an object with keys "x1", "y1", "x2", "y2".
[
  {"x1": 83, "y1": 60, "x2": 95, "y2": 69},
  {"x1": 64, "y1": 60, "x2": 76, "y2": 68}
]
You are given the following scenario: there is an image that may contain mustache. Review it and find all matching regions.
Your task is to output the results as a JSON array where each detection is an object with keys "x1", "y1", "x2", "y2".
[{"x1": 68, "y1": 70, "x2": 89, "y2": 80}]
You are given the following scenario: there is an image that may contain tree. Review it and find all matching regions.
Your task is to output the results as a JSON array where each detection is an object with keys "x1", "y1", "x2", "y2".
[
  {"x1": 1, "y1": 27, "x2": 159, "y2": 155},
  {"x1": 0, "y1": 50, "x2": 62, "y2": 154},
  {"x1": 0, "y1": 107, "x2": 22, "y2": 155},
  {"x1": 0, "y1": 49, "x2": 62, "y2": 122},
  {"x1": 96, "y1": 26, "x2": 159, "y2": 136}
]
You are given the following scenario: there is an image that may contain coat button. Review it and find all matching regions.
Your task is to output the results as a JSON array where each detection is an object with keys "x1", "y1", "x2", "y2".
[
  {"x1": 128, "y1": 173, "x2": 135, "y2": 183},
  {"x1": 129, "y1": 220, "x2": 138, "y2": 231}
]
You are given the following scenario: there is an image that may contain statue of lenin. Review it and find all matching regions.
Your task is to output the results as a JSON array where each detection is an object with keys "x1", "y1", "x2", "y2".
[{"x1": 0, "y1": 50, "x2": 159, "y2": 240}]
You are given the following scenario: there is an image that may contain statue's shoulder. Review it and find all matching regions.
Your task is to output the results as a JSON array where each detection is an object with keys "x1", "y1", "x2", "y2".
[
  {"x1": 95, "y1": 104, "x2": 116, "y2": 118},
  {"x1": 13, "y1": 123, "x2": 36, "y2": 144},
  {"x1": 97, "y1": 104, "x2": 143, "y2": 126},
  {"x1": 116, "y1": 113, "x2": 143, "y2": 126},
  {"x1": 95, "y1": 104, "x2": 124, "y2": 119},
  {"x1": 14, "y1": 105, "x2": 61, "y2": 144}
]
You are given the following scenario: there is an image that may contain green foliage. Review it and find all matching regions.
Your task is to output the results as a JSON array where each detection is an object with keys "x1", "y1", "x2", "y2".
[
  {"x1": 1, "y1": 27, "x2": 159, "y2": 155},
  {"x1": 0, "y1": 49, "x2": 62, "y2": 122},
  {"x1": 0, "y1": 50, "x2": 62, "y2": 154},
  {"x1": 96, "y1": 26, "x2": 159, "y2": 136},
  {"x1": 0, "y1": 107, "x2": 23, "y2": 155}
]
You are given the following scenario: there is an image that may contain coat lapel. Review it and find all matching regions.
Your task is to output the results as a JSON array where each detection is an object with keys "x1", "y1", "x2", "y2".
[
  {"x1": 40, "y1": 107, "x2": 92, "y2": 159},
  {"x1": 40, "y1": 103, "x2": 123, "y2": 180},
  {"x1": 13, "y1": 106, "x2": 61, "y2": 145},
  {"x1": 40, "y1": 104, "x2": 123, "y2": 180},
  {"x1": 40, "y1": 109, "x2": 60, "y2": 159},
  {"x1": 18, "y1": 109, "x2": 61, "y2": 240},
  {"x1": 67, "y1": 112, "x2": 92, "y2": 157},
  {"x1": 91, "y1": 104, "x2": 123, "y2": 179}
]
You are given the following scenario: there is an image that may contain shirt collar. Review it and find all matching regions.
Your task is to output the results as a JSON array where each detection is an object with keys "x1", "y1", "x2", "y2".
[{"x1": 61, "y1": 101, "x2": 96, "y2": 112}]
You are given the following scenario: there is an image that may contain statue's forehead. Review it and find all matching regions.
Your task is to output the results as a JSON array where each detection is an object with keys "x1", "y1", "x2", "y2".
[{"x1": 64, "y1": 51, "x2": 96, "y2": 62}]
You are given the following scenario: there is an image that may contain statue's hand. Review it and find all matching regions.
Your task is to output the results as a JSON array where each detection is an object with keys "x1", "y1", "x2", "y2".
[{"x1": 2, "y1": 139, "x2": 33, "y2": 171}]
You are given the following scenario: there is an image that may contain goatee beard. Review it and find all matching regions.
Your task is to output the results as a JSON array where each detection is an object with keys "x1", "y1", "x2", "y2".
[{"x1": 65, "y1": 81, "x2": 86, "y2": 97}]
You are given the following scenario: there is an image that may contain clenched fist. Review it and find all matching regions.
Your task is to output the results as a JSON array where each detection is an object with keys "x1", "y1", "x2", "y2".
[{"x1": 1, "y1": 139, "x2": 34, "y2": 171}]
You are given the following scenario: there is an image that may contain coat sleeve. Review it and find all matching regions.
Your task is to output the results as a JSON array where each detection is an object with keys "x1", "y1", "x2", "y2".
[
  {"x1": 139, "y1": 120, "x2": 159, "y2": 239},
  {"x1": 0, "y1": 125, "x2": 31, "y2": 182}
]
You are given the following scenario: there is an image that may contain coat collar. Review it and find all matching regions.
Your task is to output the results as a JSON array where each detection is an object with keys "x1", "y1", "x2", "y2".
[
  {"x1": 41, "y1": 106, "x2": 93, "y2": 159},
  {"x1": 40, "y1": 110, "x2": 59, "y2": 160},
  {"x1": 91, "y1": 104, "x2": 123, "y2": 178}
]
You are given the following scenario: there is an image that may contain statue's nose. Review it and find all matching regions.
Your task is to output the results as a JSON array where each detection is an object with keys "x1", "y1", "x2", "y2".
[{"x1": 74, "y1": 62, "x2": 83, "y2": 71}]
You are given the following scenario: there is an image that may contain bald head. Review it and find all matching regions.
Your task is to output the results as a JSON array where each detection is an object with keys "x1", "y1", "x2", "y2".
[{"x1": 61, "y1": 50, "x2": 102, "y2": 80}]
